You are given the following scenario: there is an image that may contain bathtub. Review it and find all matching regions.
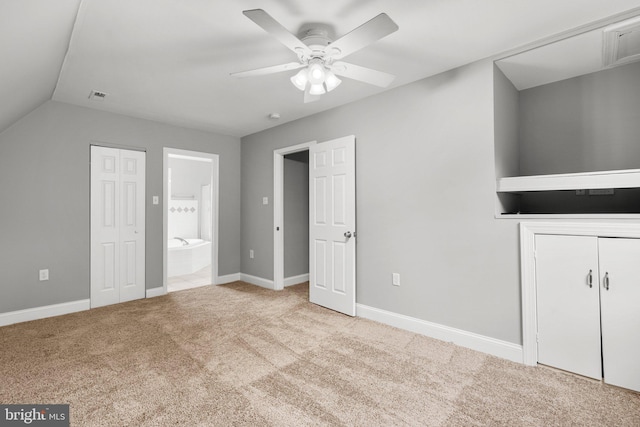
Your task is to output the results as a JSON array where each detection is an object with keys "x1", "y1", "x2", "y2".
[{"x1": 167, "y1": 238, "x2": 211, "y2": 277}]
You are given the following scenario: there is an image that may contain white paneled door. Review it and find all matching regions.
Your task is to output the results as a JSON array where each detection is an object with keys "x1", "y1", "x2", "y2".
[
  {"x1": 91, "y1": 146, "x2": 146, "y2": 308},
  {"x1": 309, "y1": 136, "x2": 356, "y2": 316}
]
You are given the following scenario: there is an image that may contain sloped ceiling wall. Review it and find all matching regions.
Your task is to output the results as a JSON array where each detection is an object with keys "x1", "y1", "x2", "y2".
[
  {"x1": 0, "y1": 0, "x2": 81, "y2": 134},
  {"x1": 2, "y1": 1, "x2": 640, "y2": 137}
]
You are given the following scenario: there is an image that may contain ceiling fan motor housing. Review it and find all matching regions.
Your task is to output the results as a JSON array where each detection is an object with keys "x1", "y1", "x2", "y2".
[{"x1": 299, "y1": 27, "x2": 340, "y2": 64}]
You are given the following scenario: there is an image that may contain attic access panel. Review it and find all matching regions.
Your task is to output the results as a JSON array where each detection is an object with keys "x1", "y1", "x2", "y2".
[{"x1": 603, "y1": 16, "x2": 640, "y2": 68}]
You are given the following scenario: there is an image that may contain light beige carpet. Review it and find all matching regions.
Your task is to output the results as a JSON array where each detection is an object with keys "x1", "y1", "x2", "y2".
[{"x1": 1, "y1": 282, "x2": 638, "y2": 426}]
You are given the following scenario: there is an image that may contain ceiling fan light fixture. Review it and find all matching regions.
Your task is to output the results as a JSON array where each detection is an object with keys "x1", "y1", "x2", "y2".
[
  {"x1": 308, "y1": 62, "x2": 326, "y2": 84},
  {"x1": 324, "y1": 70, "x2": 342, "y2": 92},
  {"x1": 290, "y1": 69, "x2": 308, "y2": 91},
  {"x1": 309, "y1": 83, "x2": 326, "y2": 95}
]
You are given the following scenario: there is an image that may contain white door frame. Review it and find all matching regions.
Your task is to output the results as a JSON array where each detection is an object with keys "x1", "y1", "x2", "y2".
[
  {"x1": 519, "y1": 221, "x2": 640, "y2": 366},
  {"x1": 163, "y1": 148, "x2": 220, "y2": 293},
  {"x1": 273, "y1": 141, "x2": 317, "y2": 291}
]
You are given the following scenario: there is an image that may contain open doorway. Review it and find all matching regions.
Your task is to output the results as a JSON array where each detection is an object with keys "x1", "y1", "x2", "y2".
[
  {"x1": 163, "y1": 148, "x2": 219, "y2": 293},
  {"x1": 273, "y1": 141, "x2": 316, "y2": 290},
  {"x1": 275, "y1": 136, "x2": 357, "y2": 315}
]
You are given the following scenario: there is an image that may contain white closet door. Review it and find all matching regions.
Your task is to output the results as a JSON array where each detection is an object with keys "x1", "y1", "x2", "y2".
[
  {"x1": 118, "y1": 150, "x2": 146, "y2": 303},
  {"x1": 91, "y1": 146, "x2": 145, "y2": 308},
  {"x1": 91, "y1": 146, "x2": 121, "y2": 307},
  {"x1": 599, "y1": 238, "x2": 640, "y2": 392},
  {"x1": 535, "y1": 234, "x2": 601, "y2": 379}
]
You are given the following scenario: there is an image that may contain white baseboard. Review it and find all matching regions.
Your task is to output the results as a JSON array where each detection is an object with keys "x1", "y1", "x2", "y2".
[
  {"x1": 284, "y1": 273, "x2": 309, "y2": 287},
  {"x1": 240, "y1": 273, "x2": 274, "y2": 290},
  {"x1": 0, "y1": 299, "x2": 91, "y2": 327},
  {"x1": 217, "y1": 273, "x2": 241, "y2": 285},
  {"x1": 146, "y1": 287, "x2": 166, "y2": 298},
  {"x1": 356, "y1": 304, "x2": 523, "y2": 363}
]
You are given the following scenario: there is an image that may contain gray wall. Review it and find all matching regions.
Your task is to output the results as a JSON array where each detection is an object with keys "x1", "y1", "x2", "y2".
[
  {"x1": 242, "y1": 60, "x2": 523, "y2": 345},
  {"x1": 0, "y1": 101, "x2": 241, "y2": 313},
  {"x1": 519, "y1": 60, "x2": 640, "y2": 176},
  {"x1": 283, "y1": 152, "x2": 309, "y2": 278},
  {"x1": 169, "y1": 157, "x2": 212, "y2": 200},
  {"x1": 493, "y1": 64, "x2": 521, "y2": 215}
]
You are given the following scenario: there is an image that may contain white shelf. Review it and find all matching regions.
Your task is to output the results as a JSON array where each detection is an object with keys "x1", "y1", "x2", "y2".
[{"x1": 497, "y1": 169, "x2": 640, "y2": 192}]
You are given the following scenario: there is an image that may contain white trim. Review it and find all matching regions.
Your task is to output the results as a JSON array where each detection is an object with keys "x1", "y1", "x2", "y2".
[
  {"x1": 284, "y1": 273, "x2": 309, "y2": 287},
  {"x1": 217, "y1": 273, "x2": 241, "y2": 285},
  {"x1": 273, "y1": 141, "x2": 317, "y2": 291},
  {"x1": 497, "y1": 168, "x2": 640, "y2": 192},
  {"x1": 240, "y1": 273, "x2": 275, "y2": 290},
  {"x1": 146, "y1": 287, "x2": 166, "y2": 298},
  {"x1": 163, "y1": 148, "x2": 219, "y2": 296},
  {"x1": 493, "y1": 7, "x2": 640, "y2": 62},
  {"x1": 520, "y1": 221, "x2": 640, "y2": 366},
  {"x1": 0, "y1": 300, "x2": 90, "y2": 327},
  {"x1": 357, "y1": 304, "x2": 523, "y2": 363}
]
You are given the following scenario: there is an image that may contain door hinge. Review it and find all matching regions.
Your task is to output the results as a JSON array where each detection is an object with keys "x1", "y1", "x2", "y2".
[{"x1": 536, "y1": 333, "x2": 539, "y2": 343}]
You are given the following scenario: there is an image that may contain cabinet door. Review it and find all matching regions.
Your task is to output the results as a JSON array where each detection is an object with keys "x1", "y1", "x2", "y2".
[
  {"x1": 599, "y1": 238, "x2": 640, "y2": 392},
  {"x1": 535, "y1": 234, "x2": 601, "y2": 379}
]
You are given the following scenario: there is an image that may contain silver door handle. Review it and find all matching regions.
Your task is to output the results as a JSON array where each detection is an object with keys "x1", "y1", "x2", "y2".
[
  {"x1": 603, "y1": 272, "x2": 610, "y2": 291},
  {"x1": 344, "y1": 231, "x2": 352, "y2": 238},
  {"x1": 587, "y1": 269, "x2": 593, "y2": 288}
]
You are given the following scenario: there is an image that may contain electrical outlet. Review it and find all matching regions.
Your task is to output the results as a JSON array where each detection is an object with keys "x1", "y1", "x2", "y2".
[
  {"x1": 249, "y1": 249, "x2": 254, "y2": 259},
  {"x1": 392, "y1": 273, "x2": 400, "y2": 286},
  {"x1": 39, "y1": 269, "x2": 49, "y2": 281},
  {"x1": 262, "y1": 197, "x2": 269, "y2": 205}
]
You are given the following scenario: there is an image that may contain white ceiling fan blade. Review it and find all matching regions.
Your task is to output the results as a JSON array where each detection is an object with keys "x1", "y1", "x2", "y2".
[
  {"x1": 231, "y1": 62, "x2": 303, "y2": 78},
  {"x1": 331, "y1": 61, "x2": 395, "y2": 87},
  {"x1": 304, "y1": 87, "x2": 321, "y2": 104},
  {"x1": 243, "y1": 9, "x2": 312, "y2": 57},
  {"x1": 324, "y1": 13, "x2": 398, "y2": 60}
]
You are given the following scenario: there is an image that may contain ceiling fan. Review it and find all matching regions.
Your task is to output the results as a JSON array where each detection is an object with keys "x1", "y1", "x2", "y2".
[{"x1": 231, "y1": 9, "x2": 399, "y2": 103}]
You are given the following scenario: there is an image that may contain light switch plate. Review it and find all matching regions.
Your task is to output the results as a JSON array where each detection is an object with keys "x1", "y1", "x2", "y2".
[
  {"x1": 392, "y1": 273, "x2": 400, "y2": 286},
  {"x1": 152, "y1": 196, "x2": 159, "y2": 205}
]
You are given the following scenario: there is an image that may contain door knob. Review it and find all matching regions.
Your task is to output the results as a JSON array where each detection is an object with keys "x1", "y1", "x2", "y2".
[{"x1": 344, "y1": 231, "x2": 352, "y2": 238}]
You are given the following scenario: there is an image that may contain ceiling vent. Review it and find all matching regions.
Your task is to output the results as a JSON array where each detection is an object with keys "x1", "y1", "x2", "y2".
[
  {"x1": 88, "y1": 90, "x2": 108, "y2": 101},
  {"x1": 603, "y1": 16, "x2": 640, "y2": 68}
]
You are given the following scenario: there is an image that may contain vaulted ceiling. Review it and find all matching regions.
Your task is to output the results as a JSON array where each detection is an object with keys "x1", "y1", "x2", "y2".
[{"x1": 2, "y1": 0, "x2": 640, "y2": 137}]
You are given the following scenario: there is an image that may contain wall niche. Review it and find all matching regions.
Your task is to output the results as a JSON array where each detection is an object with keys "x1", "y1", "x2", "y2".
[{"x1": 493, "y1": 14, "x2": 640, "y2": 217}]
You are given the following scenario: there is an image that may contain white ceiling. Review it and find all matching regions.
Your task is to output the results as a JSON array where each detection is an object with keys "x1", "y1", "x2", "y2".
[
  {"x1": 3, "y1": 0, "x2": 640, "y2": 137},
  {"x1": 496, "y1": 14, "x2": 640, "y2": 90}
]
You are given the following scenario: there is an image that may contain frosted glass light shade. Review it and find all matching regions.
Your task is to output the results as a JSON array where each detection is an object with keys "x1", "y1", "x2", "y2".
[
  {"x1": 309, "y1": 83, "x2": 326, "y2": 95},
  {"x1": 324, "y1": 71, "x2": 342, "y2": 92},
  {"x1": 308, "y1": 63, "x2": 326, "y2": 84},
  {"x1": 290, "y1": 69, "x2": 308, "y2": 91}
]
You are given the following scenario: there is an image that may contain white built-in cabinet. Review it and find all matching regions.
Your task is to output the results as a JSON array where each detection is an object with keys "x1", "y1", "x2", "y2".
[{"x1": 535, "y1": 234, "x2": 640, "y2": 392}]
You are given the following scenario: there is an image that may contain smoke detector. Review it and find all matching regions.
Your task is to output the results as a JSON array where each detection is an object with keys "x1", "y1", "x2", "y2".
[{"x1": 603, "y1": 16, "x2": 640, "y2": 68}]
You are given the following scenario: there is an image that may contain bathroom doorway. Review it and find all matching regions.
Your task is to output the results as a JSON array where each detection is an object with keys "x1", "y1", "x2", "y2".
[{"x1": 163, "y1": 148, "x2": 219, "y2": 293}]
